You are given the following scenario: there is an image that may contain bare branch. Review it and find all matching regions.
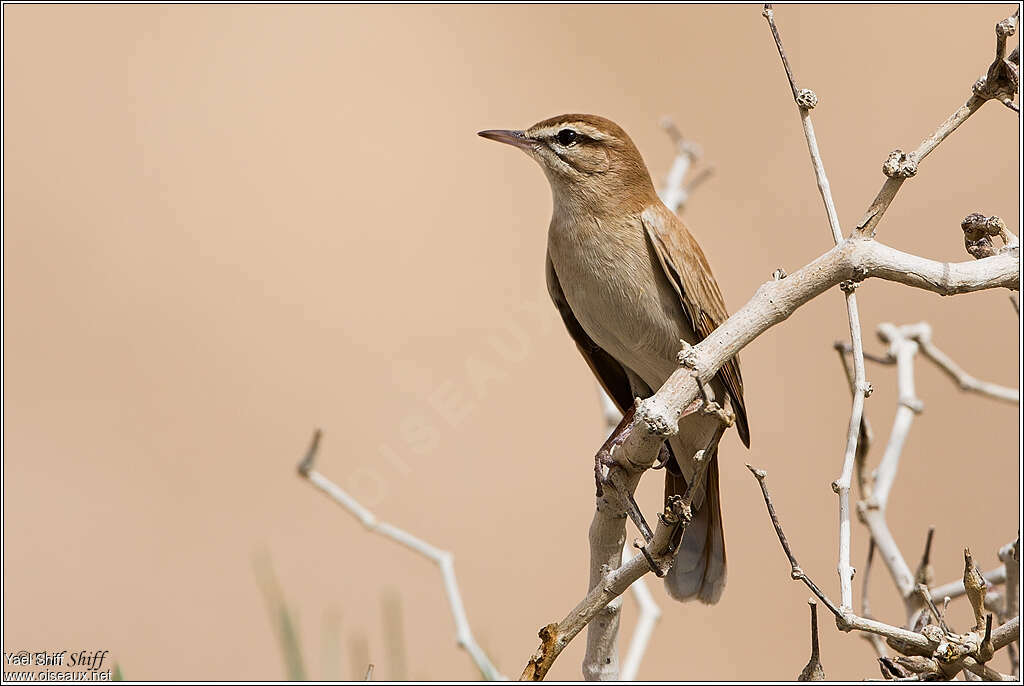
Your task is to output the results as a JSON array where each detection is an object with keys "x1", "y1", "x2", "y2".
[
  {"x1": 296, "y1": 430, "x2": 503, "y2": 681},
  {"x1": 746, "y1": 465, "x2": 842, "y2": 616},
  {"x1": 854, "y1": 7, "x2": 1019, "y2": 239},
  {"x1": 747, "y1": 464, "x2": 934, "y2": 650},
  {"x1": 907, "y1": 326, "x2": 1019, "y2": 404},
  {"x1": 748, "y1": 464, "x2": 1021, "y2": 678},
  {"x1": 861, "y1": 540, "x2": 890, "y2": 658},
  {"x1": 857, "y1": 324, "x2": 922, "y2": 620},
  {"x1": 657, "y1": 117, "x2": 713, "y2": 214},
  {"x1": 931, "y1": 566, "x2": 1007, "y2": 602}
]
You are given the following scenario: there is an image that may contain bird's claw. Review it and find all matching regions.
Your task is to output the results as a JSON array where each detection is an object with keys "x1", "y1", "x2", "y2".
[
  {"x1": 702, "y1": 401, "x2": 735, "y2": 428},
  {"x1": 650, "y1": 444, "x2": 673, "y2": 470}
]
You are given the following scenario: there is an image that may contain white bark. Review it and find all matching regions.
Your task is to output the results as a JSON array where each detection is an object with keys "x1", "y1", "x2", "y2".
[
  {"x1": 913, "y1": 330, "x2": 1019, "y2": 404},
  {"x1": 619, "y1": 546, "x2": 662, "y2": 681},
  {"x1": 858, "y1": 324, "x2": 922, "y2": 621}
]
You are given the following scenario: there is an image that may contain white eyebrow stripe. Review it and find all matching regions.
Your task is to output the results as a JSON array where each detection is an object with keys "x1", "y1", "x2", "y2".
[{"x1": 531, "y1": 124, "x2": 609, "y2": 141}]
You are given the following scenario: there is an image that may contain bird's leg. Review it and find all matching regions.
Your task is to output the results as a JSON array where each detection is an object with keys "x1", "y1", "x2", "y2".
[
  {"x1": 609, "y1": 469, "x2": 655, "y2": 545},
  {"x1": 699, "y1": 388, "x2": 736, "y2": 429},
  {"x1": 661, "y1": 423, "x2": 730, "y2": 559},
  {"x1": 630, "y1": 407, "x2": 731, "y2": 575},
  {"x1": 593, "y1": 403, "x2": 657, "y2": 544},
  {"x1": 650, "y1": 444, "x2": 673, "y2": 470},
  {"x1": 593, "y1": 404, "x2": 635, "y2": 498}
]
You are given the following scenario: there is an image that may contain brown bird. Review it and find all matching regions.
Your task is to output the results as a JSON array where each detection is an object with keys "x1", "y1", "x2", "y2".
[{"x1": 480, "y1": 114, "x2": 749, "y2": 603}]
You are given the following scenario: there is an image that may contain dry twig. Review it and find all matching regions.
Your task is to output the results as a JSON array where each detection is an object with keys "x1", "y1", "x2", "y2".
[
  {"x1": 748, "y1": 465, "x2": 1020, "y2": 678},
  {"x1": 296, "y1": 430, "x2": 503, "y2": 680},
  {"x1": 798, "y1": 600, "x2": 826, "y2": 681}
]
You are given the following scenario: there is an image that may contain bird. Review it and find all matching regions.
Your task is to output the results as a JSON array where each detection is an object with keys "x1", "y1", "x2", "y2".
[{"x1": 479, "y1": 114, "x2": 749, "y2": 604}]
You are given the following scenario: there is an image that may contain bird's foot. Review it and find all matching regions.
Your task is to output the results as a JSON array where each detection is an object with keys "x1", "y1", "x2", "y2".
[
  {"x1": 650, "y1": 444, "x2": 673, "y2": 470},
  {"x1": 701, "y1": 400, "x2": 735, "y2": 428},
  {"x1": 633, "y1": 496, "x2": 689, "y2": 576},
  {"x1": 594, "y1": 406, "x2": 635, "y2": 498}
]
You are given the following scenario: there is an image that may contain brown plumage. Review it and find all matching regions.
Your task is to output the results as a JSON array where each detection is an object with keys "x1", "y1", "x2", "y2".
[{"x1": 481, "y1": 114, "x2": 749, "y2": 603}]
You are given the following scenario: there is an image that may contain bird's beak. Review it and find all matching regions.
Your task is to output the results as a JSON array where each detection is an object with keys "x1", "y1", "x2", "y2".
[{"x1": 478, "y1": 129, "x2": 535, "y2": 151}]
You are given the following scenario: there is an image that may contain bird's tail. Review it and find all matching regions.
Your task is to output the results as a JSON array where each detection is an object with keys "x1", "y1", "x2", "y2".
[{"x1": 663, "y1": 450, "x2": 727, "y2": 604}]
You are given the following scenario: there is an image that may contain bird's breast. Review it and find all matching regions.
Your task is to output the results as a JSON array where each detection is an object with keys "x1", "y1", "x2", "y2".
[{"x1": 547, "y1": 213, "x2": 687, "y2": 377}]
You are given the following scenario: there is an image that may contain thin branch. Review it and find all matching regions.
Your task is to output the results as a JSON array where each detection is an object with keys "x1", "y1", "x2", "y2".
[
  {"x1": 857, "y1": 324, "x2": 922, "y2": 621},
  {"x1": 748, "y1": 464, "x2": 1021, "y2": 674},
  {"x1": 835, "y1": 341, "x2": 881, "y2": 503},
  {"x1": 296, "y1": 430, "x2": 503, "y2": 681},
  {"x1": 746, "y1": 465, "x2": 842, "y2": 618},
  {"x1": 861, "y1": 540, "x2": 889, "y2": 658},
  {"x1": 835, "y1": 341, "x2": 895, "y2": 366},
  {"x1": 910, "y1": 329, "x2": 1019, "y2": 404},
  {"x1": 657, "y1": 116, "x2": 712, "y2": 214},
  {"x1": 930, "y1": 566, "x2": 1007, "y2": 602},
  {"x1": 748, "y1": 464, "x2": 931, "y2": 649},
  {"x1": 763, "y1": 2, "x2": 873, "y2": 610},
  {"x1": 853, "y1": 7, "x2": 1019, "y2": 240}
]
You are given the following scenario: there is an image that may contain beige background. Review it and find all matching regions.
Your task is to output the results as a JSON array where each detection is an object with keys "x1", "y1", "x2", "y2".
[{"x1": 3, "y1": 4, "x2": 1019, "y2": 681}]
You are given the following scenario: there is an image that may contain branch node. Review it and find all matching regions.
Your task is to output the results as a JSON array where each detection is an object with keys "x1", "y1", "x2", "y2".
[
  {"x1": 676, "y1": 339, "x2": 698, "y2": 369},
  {"x1": 996, "y1": 13, "x2": 1018, "y2": 39},
  {"x1": 962, "y1": 212, "x2": 1017, "y2": 259},
  {"x1": 636, "y1": 397, "x2": 675, "y2": 438},
  {"x1": 882, "y1": 149, "x2": 919, "y2": 179},
  {"x1": 839, "y1": 279, "x2": 860, "y2": 293},
  {"x1": 796, "y1": 88, "x2": 819, "y2": 110}
]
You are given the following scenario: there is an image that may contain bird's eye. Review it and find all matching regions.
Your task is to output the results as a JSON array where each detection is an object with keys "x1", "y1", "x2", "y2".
[{"x1": 556, "y1": 129, "x2": 579, "y2": 146}]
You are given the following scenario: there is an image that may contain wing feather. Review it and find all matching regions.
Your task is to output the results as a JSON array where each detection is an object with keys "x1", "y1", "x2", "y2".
[{"x1": 641, "y1": 205, "x2": 750, "y2": 447}]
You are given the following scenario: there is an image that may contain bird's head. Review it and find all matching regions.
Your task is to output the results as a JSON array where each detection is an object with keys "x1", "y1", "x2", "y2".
[{"x1": 479, "y1": 114, "x2": 657, "y2": 213}]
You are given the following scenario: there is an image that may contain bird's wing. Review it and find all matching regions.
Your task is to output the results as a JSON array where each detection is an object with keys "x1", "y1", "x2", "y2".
[
  {"x1": 546, "y1": 253, "x2": 634, "y2": 414},
  {"x1": 641, "y1": 205, "x2": 750, "y2": 447}
]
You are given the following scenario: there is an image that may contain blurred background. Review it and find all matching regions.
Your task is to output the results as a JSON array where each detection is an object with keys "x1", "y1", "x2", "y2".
[{"x1": 3, "y1": 4, "x2": 1019, "y2": 681}]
